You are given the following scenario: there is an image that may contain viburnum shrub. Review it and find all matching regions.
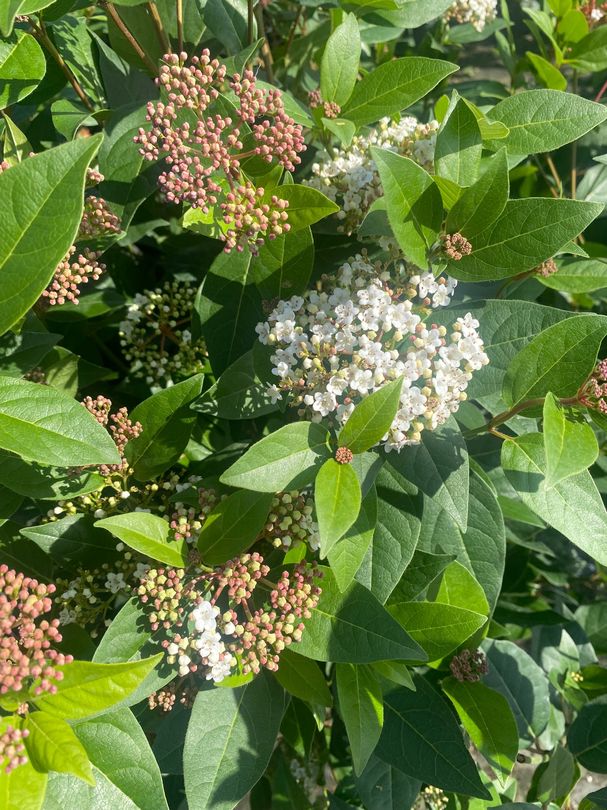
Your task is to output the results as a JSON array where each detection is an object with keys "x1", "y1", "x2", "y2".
[{"x1": 4, "y1": 2, "x2": 607, "y2": 809}]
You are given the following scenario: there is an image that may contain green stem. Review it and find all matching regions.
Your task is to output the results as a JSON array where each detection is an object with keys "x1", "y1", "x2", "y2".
[
  {"x1": 101, "y1": 2, "x2": 158, "y2": 75},
  {"x1": 466, "y1": 394, "x2": 581, "y2": 438},
  {"x1": 31, "y1": 22, "x2": 95, "y2": 112}
]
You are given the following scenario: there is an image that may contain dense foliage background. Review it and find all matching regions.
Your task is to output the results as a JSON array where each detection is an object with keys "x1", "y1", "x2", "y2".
[{"x1": 2, "y1": 0, "x2": 607, "y2": 808}]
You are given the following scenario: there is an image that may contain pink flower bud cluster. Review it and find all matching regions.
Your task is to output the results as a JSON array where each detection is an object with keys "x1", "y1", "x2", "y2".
[
  {"x1": 170, "y1": 486, "x2": 222, "y2": 543},
  {"x1": 41, "y1": 246, "x2": 105, "y2": 306},
  {"x1": 78, "y1": 195, "x2": 121, "y2": 239},
  {"x1": 81, "y1": 395, "x2": 142, "y2": 476},
  {"x1": 443, "y1": 232, "x2": 472, "y2": 261},
  {"x1": 0, "y1": 565, "x2": 72, "y2": 699},
  {"x1": 536, "y1": 257, "x2": 558, "y2": 278},
  {"x1": 0, "y1": 160, "x2": 9, "y2": 173},
  {"x1": 308, "y1": 89, "x2": 341, "y2": 119},
  {"x1": 133, "y1": 50, "x2": 305, "y2": 254},
  {"x1": 86, "y1": 167, "x2": 105, "y2": 187},
  {"x1": 579, "y1": 359, "x2": 607, "y2": 414},
  {"x1": 0, "y1": 724, "x2": 29, "y2": 774},
  {"x1": 449, "y1": 648, "x2": 488, "y2": 682}
]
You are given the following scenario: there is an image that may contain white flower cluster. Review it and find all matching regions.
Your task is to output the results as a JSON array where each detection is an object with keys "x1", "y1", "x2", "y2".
[
  {"x1": 167, "y1": 600, "x2": 235, "y2": 682},
  {"x1": 256, "y1": 254, "x2": 488, "y2": 451},
  {"x1": 119, "y1": 279, "x2": 206, "y2": 386},
  {"x1": 306, "y1": 116, "x2": 438, "y2": 234},
  {"x1": 444, "y1": 0, "x2": 498, "y2": 31}
]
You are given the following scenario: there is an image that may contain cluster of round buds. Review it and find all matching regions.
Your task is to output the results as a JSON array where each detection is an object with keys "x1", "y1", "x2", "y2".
[
  {"x1": 581, "y1": 1, "x2": 607, "y2": 25},
  {"x1": 148, "y1": 679, "x2": 197, "y2": 712},
  {"x1": 170, "y1": 485, "x2": 222, "y2": 543},
  {"x1": 256, "y1": 253, "x2": 488, "y2": 451},
  {"x1": 308, "y1": 89, "x2": 341, "y2": 120},
  {"x1": 86, "y1": 167, "x2": 104, "y2": 187},
  {"x1": 214, "y1": 553, "x2": 269, "y2": 604},
  {"x1": 222, "y1": 183, "x2": 290, "y2": 254},
  {"x1": 579, "y1": 359, "x2": 607, "y2": 414},
  {"x1": 449, "y1": 648, "x2": 488, "y2": 682},
  {"x1": 306, "y1": 116, "x2": 438, "y2": 234},
  {"x1": 0, "y1": 724, "x2": 29, "y2": 774},
  {"x1": 335, "y1": 447, "x2": 353, "y2": 465},
  {"x1": 0, "y1": 160, "x2": 9, "y2": 172},
  {"x1": 134, "y1": 51, "x2": 305, "y2": 254},
  {"x1": 137, "y1": 566, "x2": 190, "y2": 631},
  {"x1": 261, "y1": 491, "x2": 319, "y2": 550},
  {"x1": 0, "y1": 565, "x2": 72, "y2": 698},
  {"x1": 41, "y1": 246, "x2": 105, "y2": 306},
  {"x1": 420, "y1": 786, "x2": 449, "y2": 810},
  {"x1": 119, "y1": 278, "x2": 206, "y2": 386},
  {"x1": 442, "y1": 232, "x2": 472, "y2": 261},
  {"x1": 78, "y1": 195, "x2": 121, "y2": 239},
  {"x1": 443, "y1": 0, "x2": 498, "y2": 32},
  {"x1": 535, "y1": 257, "x2": 558, "y2": 278},
  {"x1": 81, "y1": 395, "x2": 142, "y2": 476},
  {"x1": 24, "y1": 367, "x2": 47, "y2": 384}
]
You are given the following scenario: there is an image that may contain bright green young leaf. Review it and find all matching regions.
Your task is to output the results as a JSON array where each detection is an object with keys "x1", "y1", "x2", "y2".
[
  {"x1": 336, "y1": 663, "x2": 384, "y2": 774},
  {"x1": 443, "y1": 678, "x2": 519, "y2": 785},
  {"x1": 0, "y1": 755, "x2": 47, "y2": 810},
  {"x1": 33, "y1": 655, "x2": 163, "y2": 720},
  {"x1": 448, "y1": 198, "x2": 603, "y2": 281},
  {"x1": 24, "y1": 711, "x2": 94, "y2": 785},
  {"x1": 502, "y1": 433, "x2": 607, "y2": 565},
  {"x1": 95, "y1": 513, "x2": 188, "y2": 567},
  {"x1": 388, "y1": 601, "x2": 487, "y2": 662},
  {"x1": 292, "y1": 568, "x2": 426, "y2": 663},
  {"x1": 435, "y1": 560, "x2": 490, "y2": 616},
  {"x1": 276, "y1": 184, "x2": 339, "y2": 230},
  {"x1": 0, "y1": 30, "x2": 45, "y2": 110},
  {"x1": 197, "y1": 489, "x2": 273, "y2": 564},
  {"x1": 526, "y1": 52, "x2": 567, "y2": 91},
  {"x1": 503, "y1": 314, "x2": 607, "y2": 406},
  {"x1": 0, "y1": 135, "x2": 103, "y2": 334},
  {"x1": 435, "y1": 97, "x2": 482, "y2": 186},
  {"x1": 569, "y1": 26, "x2": 607, "y2": 72},
  {"x1": 328, "y1": 487, "x2": 377, "y2": 592},
  {"x1": 342, "y1": 57, "x2": 458, "y2": 127},
  {"x1": 183, "y1": 672, "x2": 287, "y2": 810},
  {"x1": 315, "y1": 458, "x2": 362, "y2": 557},
  {"x1": 372, "y1": 148, "x2": 442, "y2": 267},
  {"x1": 125, "y1": 375, "x2": 204, "y2": 480},
  {"x1": 320, "y1": 13, "x2": 361, "y2": 107},
  {"x1": 568, "y1": 697, "x2": 607, "y2": 772},
  {"x1": 543, "y1": 393, "x2": 598, "y2": 487},
  {"x1": 377, "y1": 676, "x2": 490, "y2": 799},
  {"x1": 251, "y1": 226, "x2": 314, "y2": 299},
  {"x1": 487, "y1": 90, "x2": 607, "y2": 154},
  {"x1": 274, "y1": 648, "x2": 333, "y2": 706},
  {"x1": 446, "y1": 148, "x2": 509, "y2": 237},
  {"x1": 0, "y1": 377, "x2": 120, "y2": 467},
  {"x1": 338, "y1": 377, "x2": 403, "y2": 454},
  {"x1": 220, "y1": 422, "x2": 332, "y2": 492}
]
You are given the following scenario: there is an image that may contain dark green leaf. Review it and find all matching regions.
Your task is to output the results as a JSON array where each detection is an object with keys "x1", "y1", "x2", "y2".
[{"x1": 198, "y1": 489, "x2": 273, "y2": 564}]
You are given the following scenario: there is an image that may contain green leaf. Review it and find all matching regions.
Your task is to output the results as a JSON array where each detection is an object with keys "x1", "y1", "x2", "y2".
[
  {"x1": 448, "y1": 198, "x2": 603, "y2": 281},
  {"x1": 336, "y1": 663, "x2": 383, "y2": 774},
  {"x1": 24, "y1": 711, "x2": 94, "y2": 785},
  {"x1": 328, "y1": 487, "x2": 377, "y2": 592},
  {"x1": 220, "y1": 422, "x2": 331, "y2": 492},
  {"x1": 0, "y1": 755, "x2": 47, "y2": 810},
  {"x1": 277, "y1": 184, "x2": 339, "y2": 230},
  {"x1": 0, "y1": 31, "x2": 45, "y2": 110},
  {"x1": 320, "y1": 13, "x2": 360, "y2": 107},
  {"x1": 20, "y1": 515, "x2": 115, "y2": 563},
  {"x1": 446, "y1": 147, "x2": 509, "y2": 237},
  {"x1": 482, "y1": 638, "x2": 551, "y2": 747},
  {"x1": 202, "y1": 0, "x2": 250, "y2": 54},
  {"x1": 183, "y1": 672, "x2": 287, "y2": 810},
  {"x1": 503, "y1": 314, "x2": 607, "y2": 406},
  {"x1": 342, "y1": 57, "x2": 458, "y2": 127},
  {"x1": 531, "y1": 745, "x2": 577, "y2": 805},
  {"x1": 0, "y1": 135, "x2": 102, "y2": 334},
  {"x1": 0, "y1": 453, "x2": 103, "y2": 501},
  {"x1": 315, "y1": 458, "x2": 362, "y2": 556},
  {"x1": 387, "y1": 601, "x2": 486, "y2": 662},
  {"x1": 338, "y1": 377, "x2": 403, "y2": 454},
  {"x1": 442, "y1": 678, "x2": 519, "y2": 785},
  {"x1": 539, "y1": 257, "x2": 607, "y2": 294},
  {"x1": 435, "y1": 560, "x2": 489, "y2": 615},
  {"x1": 501, "y1": 433, "x2": 607, "y2": 566},
  {"x1": 543, "y1": 393, "x2": 598, "y2": 487},
  {"x1": 95, "y1": 513, "x2": 188, "y2": 567},
  {"x1": 46, "y1": 709, "x2": 169, "y2": 810},
  {"x1": 197, "y1": 489, "x2": 273, "y2": 564},
  {"x1": 568, "y1": 697, "x2": 607, "y2": 772},
  {"x1": 569, "y1": 26, "x2": 607, "y2": 72},
  {"x1": 526, "y1": 52, "x2": 567, "y2": 91},
  {"x1": 125, "y1": 375, "x2": 204, "y2": 480},
  {"x1": 435, "y1": 97, "x2": 482, "y2": 186},
  {"x1": 377, "y1": 676, "x2": 490, "y2": 799},
  {"x1": 251, "y1": 226, "x2": 314, "y2": 299},
  {"x1": 33, "y1": 655, "x2": 163, "y2": 720},
  {"x1": 197, "y1": 249, "x2": 262, "y2": 377},
  {"x1": 388, "y1": 549, "x2": 455, "y2": 603},
  {"x1": 274, "y1": 648, "x2": 333, "y2": 706},
  {"x1": 292, "y1": 568, "x2": 426, "y2": 663},
  {"x1": 574, "y1": 603, "x2": 607, "y2": 655},
  {"x1": 0, "y1": 377, "x2": 120, "y2": 467},
  {"x1": 387, "y1": 417, "x2": 469, "y2": 531},
  {"x1": 356, "y1": 755, "x2": 421, "y2": 810},
  {"x1": 356, "y1": 464, "x2": 422, "y2": 604},
  {"x1": 487, "y1": 90, "x2": 607, "y2": 154},
  {"x1": 0, "y1": 329, "x2": 59, "y2": 377},
  {"x1": 371, "y1": 148, "x2": 442, "y2": 267}
]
